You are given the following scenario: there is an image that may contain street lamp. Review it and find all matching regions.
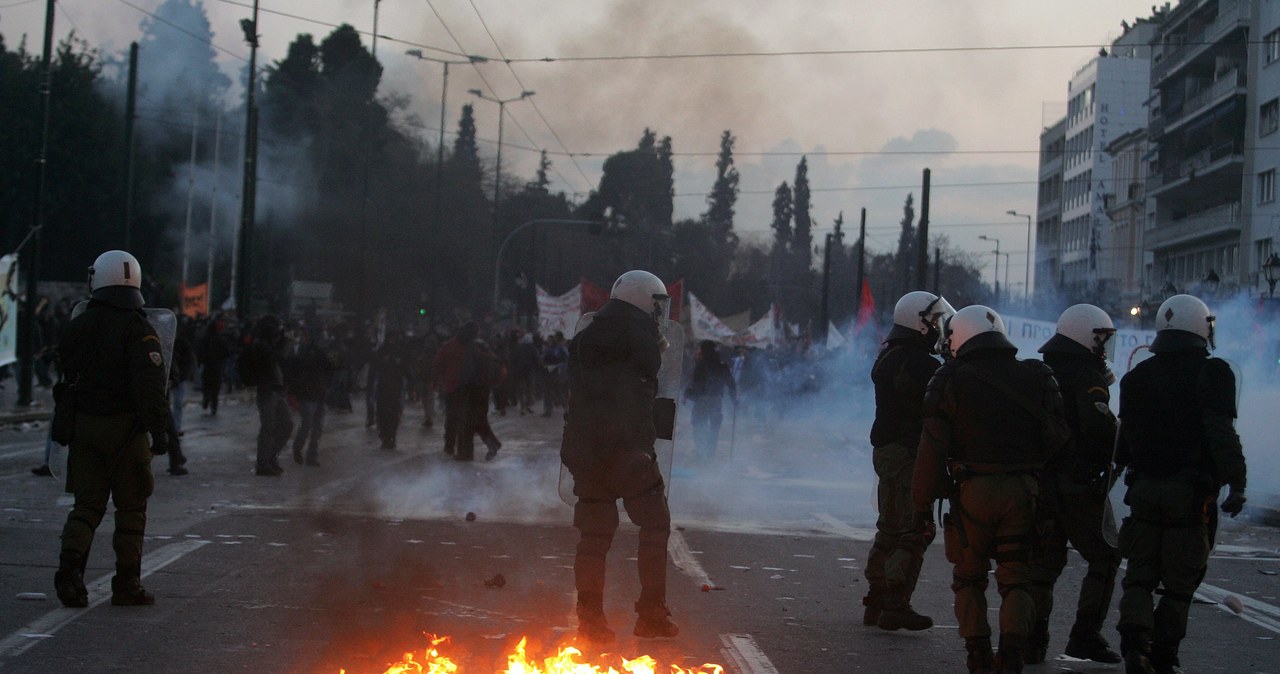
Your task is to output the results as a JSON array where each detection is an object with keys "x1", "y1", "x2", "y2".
[
  {"x1": 469, "y1": 88, "x2": 535, "y2": 308},
  {"x1": 979, "y1": 235, "x2": 1001, "y2": 304},
  {"x1": 493, "y1": 218, "x2": 605, "y2": 313},
  {"x1": 1264, "y1": 252, "x2": 1280, "y2": 298},
  {"x1": 404, "y1": 51, "x2": 488, "y2": 195},
  {"x1": 1006, "y1": 209, "x2": 1032, "y2": 302}
]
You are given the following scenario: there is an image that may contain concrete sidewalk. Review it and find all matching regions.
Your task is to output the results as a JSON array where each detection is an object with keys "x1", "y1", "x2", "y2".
[{"x1": 0, "y1": 384, "x2": 53, "y2": 425}]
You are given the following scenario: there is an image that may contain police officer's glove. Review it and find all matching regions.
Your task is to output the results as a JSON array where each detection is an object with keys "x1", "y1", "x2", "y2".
[
  {"x1": 150, "y1": 431, "x2": 170, "y2": 456},
  {"x1": 1221, "y1": 488, "x2": 1246, "y2": 518}
]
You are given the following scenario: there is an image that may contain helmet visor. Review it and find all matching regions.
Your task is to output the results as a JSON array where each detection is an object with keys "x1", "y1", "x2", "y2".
[
  {"x1": 653, "y1": 294, "x2": 672, "y2": 323},
  {"x1": 1094, "y1": 328, "x2": 1118, "y2": 362},
  {"x1": 920, "y1": 296, "x2": 957, "y2": 333}
]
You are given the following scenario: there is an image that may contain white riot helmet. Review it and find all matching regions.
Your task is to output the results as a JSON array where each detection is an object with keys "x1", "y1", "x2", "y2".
[
  {"x1": 887, "y1": 291, "x2": 956, "y2": 345},
  {"x1": 88, "y1": 250, "x2": 145, "y2": 309},
  {"x1": 610, "y1": 270, "x2": 670, "y2": 322},
  {"x1": 1151, "y1": 294, "x2": 1215, "y2": 352},
  {"x1": 1040, "y1": 303, "x2": 1117, "y2": 361},
  {"x1": 940, "y1": 304, "x2": 1015, "y2": 359}
]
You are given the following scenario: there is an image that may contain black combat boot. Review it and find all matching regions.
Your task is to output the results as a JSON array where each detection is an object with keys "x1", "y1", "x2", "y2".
[
  {"x1": 1149, "y1": 640, "x2": 1182, "y2": 674},
  {"x1": 860, "y1": 590, "x2": 882, "y2": 626},
  {"x1": 1025, "y1": 619, "x2": 1049, "y2": 664},
  {"x1": 1064, "y1": 628, "x2": 1121, "y2": 663},
  {"x1": 110, "y1": 563, "x2": 155, "y2": 606},
  {"x1": 54, "y1": 551, "x2": 88, "y2": 608},
  {"x1": 876, "y1": 594, "x2": 933, "y2": 631},
  {"x1": 576, "y1": 593, "x2": 615, "y2": 646},
  {"x1": 633, "y1": 600, "x2": 679, "y2": 639},
  {"x1": 1119, "y1": 630, "x2": 1156, "y2": 674},
  {"x1": 994, "y1": 634, "x2": 1025, "y2": 673},
  {"x1": 965, "y1": 637, "x2": 994, "y2": 674}
]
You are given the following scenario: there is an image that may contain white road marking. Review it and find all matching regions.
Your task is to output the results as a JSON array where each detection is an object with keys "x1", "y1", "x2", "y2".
[
  {"x1": 669, "y1": 530, "x2": 714, "y2": 588},
  {"x1": 719, "y1": 633, "x2": 780, "y2": 674},
  {"x1": 0, "y1": 539, "x2": 209, "y2": 661},
  {"x1": 812, "y1": 512, "x2": 877, "y2": 541},
  {"x1": 1194, "y1": 581, "x2": 1280, "y2": 635}
]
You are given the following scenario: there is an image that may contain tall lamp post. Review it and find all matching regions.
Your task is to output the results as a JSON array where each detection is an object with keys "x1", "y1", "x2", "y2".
[
  {"x1": 404, "y1": 51, "x2": 488, "y2": 201},
  {"x1": 469, "y1": 89, "x2": 535, "y2": 310},
  {"x1": 1006, "y1": 209, "x2": 1032, "y2": 302},
  {"x1": 1264, "y1": 252, "x2": 1280, "y2": 298},
  {"x1": 979, "y1": 235, "x2": 1001, "y2": 305}
]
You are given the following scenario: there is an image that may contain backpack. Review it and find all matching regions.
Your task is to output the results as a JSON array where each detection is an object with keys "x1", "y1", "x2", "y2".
[{"x1": 237, "y1": 341, "x2": 267, "y2": 387}]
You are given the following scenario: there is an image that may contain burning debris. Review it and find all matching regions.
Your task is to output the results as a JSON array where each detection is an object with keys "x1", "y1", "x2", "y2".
[{"x1": 340, "y1": 635, "x2": 724, "y2": 674}]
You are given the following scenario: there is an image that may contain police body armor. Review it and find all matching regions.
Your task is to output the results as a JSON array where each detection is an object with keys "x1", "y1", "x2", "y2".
[
  {"x1": 558, "y1": 313, "x2": 683, "y2": 506},
  {"x1": 51, "y1": 302, "x2": 176, "y2": 478}
]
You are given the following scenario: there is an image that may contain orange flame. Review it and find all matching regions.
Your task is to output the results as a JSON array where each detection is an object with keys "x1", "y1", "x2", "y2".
[{"x1": 342, "y1": 634, "x2": 723, "y2": 674}]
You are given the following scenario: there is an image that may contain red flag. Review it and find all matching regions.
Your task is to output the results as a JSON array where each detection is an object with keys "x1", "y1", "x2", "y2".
[
  {"x1": 580, "y1": 278, "x2": 610, "y2": 313},
  {"x1": 665, "y1": 279, "x2": 683, "y2": 321},
  {"x1": 855, "y1": 278, "x2": 875, "y2": 330}
]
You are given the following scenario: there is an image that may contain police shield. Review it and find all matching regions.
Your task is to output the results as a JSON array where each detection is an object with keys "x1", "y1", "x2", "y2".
[{"x1": 558, "y1": 315, "x2": 685, "y2": 506}]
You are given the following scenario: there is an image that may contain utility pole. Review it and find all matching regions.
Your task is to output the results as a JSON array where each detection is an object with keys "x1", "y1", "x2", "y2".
[
  {"x1": 820, "y1": 232, "x2": 833, "y2": 341},
  {"x1": 123, "y1": 41, "x2": 138, "y2": 250},
  {"x1": 915, "y1": 168, "x2": 930, "y2": 290},
  {"x1": 933, "y1": 247, "x2": 941, "y2": 295},
  {"x1": 854, "y1": 208, "x2": 866, "y2": 316},
  {"x1": 16, "y1": 0, "x2": 55, "y2": 407},
  {"x1": 181, "y1": 109, "x2": 199, "y2": 291},
  {"x1": 207, "y1": 110, "x2": 221, "y2": 309},
  {"x1": 235, "y1": 2, "x2": 259, "y2": 317}
]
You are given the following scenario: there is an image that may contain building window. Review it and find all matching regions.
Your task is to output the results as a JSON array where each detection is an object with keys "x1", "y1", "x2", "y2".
[
  {"x1": 1260, "y1": 169, "x2": 1277, "y2": 204},
  {"x1": 1268, "y1": 29, "x2": 1280, "y2": 65},
  {"x1": 1263, "y1": 99, "x2": 1279, "y2": 137}
]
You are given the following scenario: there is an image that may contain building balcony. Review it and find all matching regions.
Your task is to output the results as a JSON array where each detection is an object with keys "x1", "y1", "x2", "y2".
[
  {"x1": 1151, "y1": 0, "x2": 1251, "y2": 85},
  {"x1": 1147, "y1": 139, "x2": 1243, "y2": 198},
  {"x1": 1153, "y1": 68, "x2": 1245, "y2": 138},
  {"x1": 1147, "y1": 201, "x2": 1241, "y2": 251}
]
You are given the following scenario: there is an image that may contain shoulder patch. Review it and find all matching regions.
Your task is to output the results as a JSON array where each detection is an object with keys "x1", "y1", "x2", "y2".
[
  {"x1": 143, "y1": 335, "x2": 161, "y2": 344},
  {"x1": 149, "y1": 352, "x2": 163, "y2": 366}
]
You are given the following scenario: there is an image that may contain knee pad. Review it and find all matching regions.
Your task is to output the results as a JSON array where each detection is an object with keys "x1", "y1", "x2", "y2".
[
  {"x1": 574, "y1": 499, "x2": 619, "y2": 537},
  {"x1": 623, "y1": 489, "x2": 670, "y2": 531},
  {"x1": 952, "y1": 572, "x2": 988, "y2": 594}
]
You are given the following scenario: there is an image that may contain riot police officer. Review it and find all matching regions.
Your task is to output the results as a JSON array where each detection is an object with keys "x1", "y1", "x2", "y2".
[
  {"x1": 863, "y1": 290, "x2": 954, "y2": 631},
  {"x1": 561, "y1": 270, "x2": 678, "y2": 645},
  {"x1": 54, "y1": 250, "x2": 171, "y2": 607},
  {"x1": 913, "y1": 305, "x2": 1069, "y2": 674},
  {"x1": 1026, "y1": 304, "x2": 1122, "y2": 664},
  {"x1": 1115, "y1": 294, "x2": 1246, "y2": 674}
]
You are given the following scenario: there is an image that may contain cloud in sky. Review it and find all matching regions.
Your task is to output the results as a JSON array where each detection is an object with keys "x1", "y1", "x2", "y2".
[{"x1": 2, "y1": 0, "x2": 1157, "y2": 263}]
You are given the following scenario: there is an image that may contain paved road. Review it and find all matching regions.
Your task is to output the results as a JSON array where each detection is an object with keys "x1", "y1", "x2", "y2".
[{"x1": 1, "y1": 392, "x2": 1277, "y2": 673}]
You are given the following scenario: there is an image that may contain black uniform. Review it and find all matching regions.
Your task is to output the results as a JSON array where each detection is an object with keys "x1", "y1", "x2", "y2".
[
  {"x1": 1026, "y1": 348, "x2": 1120, "y2": 663},
  {"x1": 1115, "y1": 335, "x2": 1245, "y2": 672},
  {"x1": 863, "y1": 329, "x2": 940, "y2": 628},
  {"x1": 561, "y1": 299, "x2": 675, "y2": 642},
  {"x1": 55, "y1": 298, "x2": 170, "y2": 607},
  {"x1": 913, "y1": 332, "x2": 1069, "y2": 673}
]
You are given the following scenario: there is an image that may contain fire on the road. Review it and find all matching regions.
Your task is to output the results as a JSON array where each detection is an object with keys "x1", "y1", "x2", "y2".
[{"x1": 339, "y1": 634, "x2": 725, "y2": 674}]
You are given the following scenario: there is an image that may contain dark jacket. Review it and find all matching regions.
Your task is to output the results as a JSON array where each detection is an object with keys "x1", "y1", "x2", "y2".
[
  {"x1": 247, "y1": 337, "x2": 287, "y2": 392},
  {"x1": 1117, "y1": 348, "x2": 1244, "y2": 492},
  {"x1": 286, "y1": 342, "x2": 334, "y2": 402},
  {"x1": 57, "y1": 299, "x2": 170, "y2": 437},
  {"x1": 562, "y1": 299, "x2": 662, "y2": 469},
  {"x1": 687, "y1": 354, "x2": 736, "y2": 406},
  {"x1": 913, "y1": 346, "x2": 1067, "y2": 510},
  {"x1": 1042, "y1": 352, "x2": 1117, "y2": 482},
  {"x1": 869, "y1": 334, "x2": 940, "y2": 449}
]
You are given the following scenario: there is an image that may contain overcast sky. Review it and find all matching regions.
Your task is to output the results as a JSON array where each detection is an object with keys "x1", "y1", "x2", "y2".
[{"x1": 1, "y1": 0, "x2": 1163, "y2": 290}]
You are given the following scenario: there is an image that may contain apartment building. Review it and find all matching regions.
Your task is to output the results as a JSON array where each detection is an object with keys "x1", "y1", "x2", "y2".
[
  {"x1": 1146, "y1": 0, "x2": 1252, "y2": 298},
  {"x1": 1038, "y1": 22, "x2": 1156, "y2": 309}
]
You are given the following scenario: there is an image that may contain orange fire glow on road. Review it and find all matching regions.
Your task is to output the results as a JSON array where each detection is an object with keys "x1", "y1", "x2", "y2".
[{"x1": 340, "y1": 634, "x2": 725, "y2": 674}]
